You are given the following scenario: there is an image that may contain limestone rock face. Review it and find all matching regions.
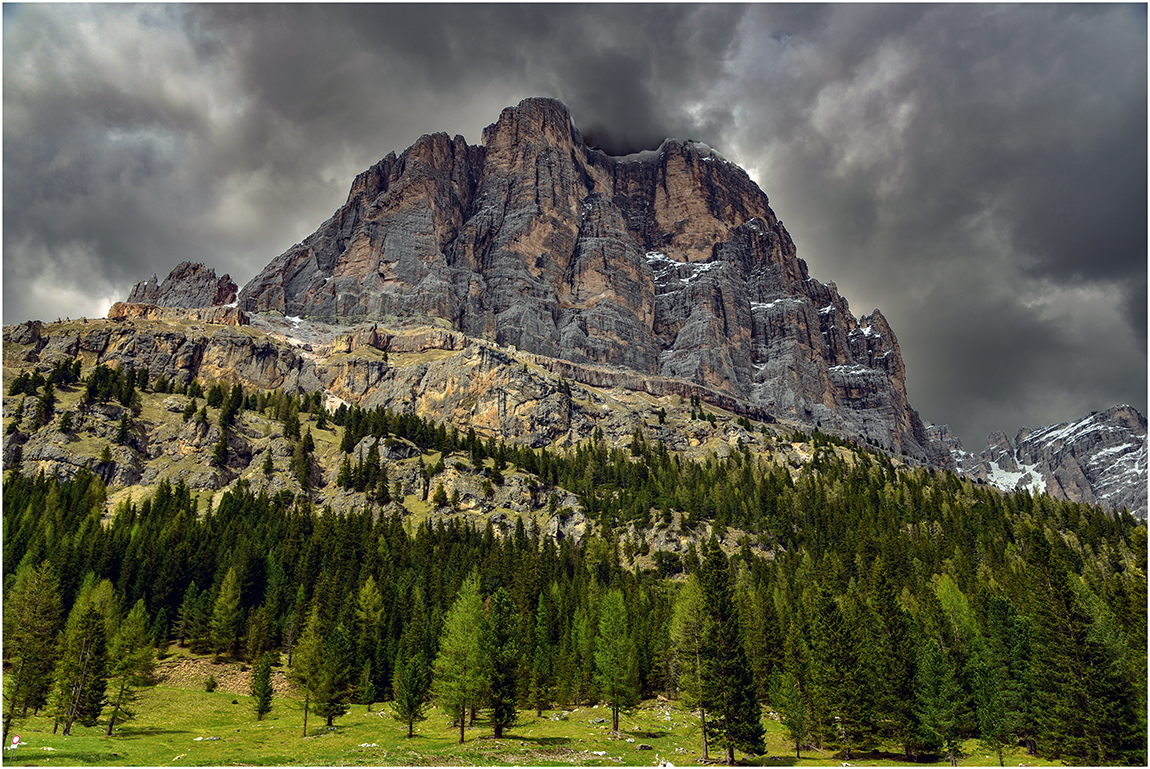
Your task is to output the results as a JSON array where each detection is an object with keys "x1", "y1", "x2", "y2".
[
  {"x1": 127, "y1": 262, "x2": 237, "y2": 308},
  {"x1": 238, "y1": 98, "x2": 936, "y2": 459},
  {"x1": 931, "y1": 404, "x2": 1148, "y2": 517}
]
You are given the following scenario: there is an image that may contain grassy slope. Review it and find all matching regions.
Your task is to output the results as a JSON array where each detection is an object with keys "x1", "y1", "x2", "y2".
[{"x1": 3, "y1": 676, "x2": 1055, "y2": 767}]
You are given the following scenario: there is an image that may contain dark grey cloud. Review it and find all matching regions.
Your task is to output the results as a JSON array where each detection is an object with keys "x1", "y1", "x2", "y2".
[{"x1": 3, "y1": 3, "x2": 1144, "y2": 449}]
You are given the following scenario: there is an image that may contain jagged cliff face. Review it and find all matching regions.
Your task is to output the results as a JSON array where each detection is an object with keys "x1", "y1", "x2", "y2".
[
  {"x1": 239, "y1": 98, "x2": 935, "y2": 460},
  {"x1": 128, "y1": 261, "x2": 238, "y2": 309},
  {"x1": 929, "y1": 405, "x2": 1148, "y2": 517}
]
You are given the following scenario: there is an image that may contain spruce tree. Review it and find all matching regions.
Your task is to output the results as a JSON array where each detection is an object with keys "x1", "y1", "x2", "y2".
[
  {"x1": 699, "y1": 537, "x2": 764, "y2": 764},
  {"x1": 251, "y1": 652, "x2": 274, "y2": 721},
  {"x1": 768, "y1": 669, "x2": 807, "y2": 758},
  {"x1": 670, "y1": 574, "x2": 710, "y2": 759},
  {"x1": 482, "y1": 587, "x2": 518, "y2": 738},
  {"x1": 390, "y1": 653, "x2": 431, "y2": 737},
  {"x1": 914, "y1": 637, "x2": 962, "y2": 765},
  {"x1": 528, "y1": 593, "x2": 554, "y2": 716}
]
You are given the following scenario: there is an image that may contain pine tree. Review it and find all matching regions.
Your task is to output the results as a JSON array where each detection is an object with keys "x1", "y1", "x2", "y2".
[
  {"x1": 104, "y1": 599, "x2": 157, "y2": 735},
  {"x1": 433, "y1": 575, "x2": 485, "y2": 743},
  {"x1": 251, "y1": 652, "x2": 274, "y2": 721},
  {"x1": 671, "y1": 575, "x2": 711, "y2": 759},
  {"x1": 699, "y1": 537, "x2": 764, "y2": 764},
  {"x1": 594, "y1": 588, "x2": 638, "y2": 732},
  {"x1": 2, "y1": 562, "x2": 61, "y2": 743}
]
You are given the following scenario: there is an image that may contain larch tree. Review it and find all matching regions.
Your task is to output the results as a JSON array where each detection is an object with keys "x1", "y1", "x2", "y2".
[
  {"x1": 432, "y1": 575, "x2": 485, "y2": 743},
  {"x1": 210, "y1": 565, "x2": 242, "y2": 661},
  {"x1": 2, "y1": 561, "x2": 61, "y2": 744},
  {"x1": 104, "y1": 599, "x2": 157, "y2": 735},
  {"x1": 593, "y1": 588, "x2": 638, "y2": 732},
  {"x1": 51, "y1": 602, "x2": 108, "y2": 735},
  {"x1": 670, "y1": 574, "x2": 710, "y2": 759},
  {"x1": 289, "y1": 604, "x2": 324, "y2": 737}
]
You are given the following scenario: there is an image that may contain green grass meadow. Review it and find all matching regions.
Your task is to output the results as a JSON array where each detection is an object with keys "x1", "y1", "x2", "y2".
[{"x1": 3, "y1": 683, "x2": 1056, "y2": 767}]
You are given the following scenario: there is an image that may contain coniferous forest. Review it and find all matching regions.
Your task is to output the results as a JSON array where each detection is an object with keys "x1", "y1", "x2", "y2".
[{"x1": 3, "y1": 372, "x2": 1147, "y2": 766}]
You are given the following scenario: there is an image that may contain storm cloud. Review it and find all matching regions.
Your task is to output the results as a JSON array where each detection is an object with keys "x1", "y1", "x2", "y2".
[{"x1": 3, "y1": 3, "x2": 1145, "y2": 449}]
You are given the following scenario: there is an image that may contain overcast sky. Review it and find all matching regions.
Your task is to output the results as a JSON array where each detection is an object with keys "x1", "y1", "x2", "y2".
[{"x1": 3, "y1": 3, "x2": 1146, "y2": 448}]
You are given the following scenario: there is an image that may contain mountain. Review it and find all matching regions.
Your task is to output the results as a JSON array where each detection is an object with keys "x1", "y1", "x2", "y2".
[
  {"x1": 929, "y1": 404, "x2": 1147, "y2": 516},
  {"x1": 5, "y1": 96, "x2": 1144, "y2": 518},
  {"x1": 238, "y1": 97, "x2": 939, "y2": 463}
]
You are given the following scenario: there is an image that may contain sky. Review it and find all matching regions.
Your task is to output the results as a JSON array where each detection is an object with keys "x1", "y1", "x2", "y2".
[{"x1": 3, "y1": 3, "x2": 1146, "y2": 449}]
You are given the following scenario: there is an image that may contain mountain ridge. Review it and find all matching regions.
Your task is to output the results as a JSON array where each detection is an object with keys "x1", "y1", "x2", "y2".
[{"x1": 236, "y1": 97, "x2": 938, "y2": 463}]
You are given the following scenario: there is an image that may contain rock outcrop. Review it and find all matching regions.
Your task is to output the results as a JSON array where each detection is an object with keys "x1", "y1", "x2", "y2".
[
  {"x1": 929, "y1": 404, "x2": 1148, "y2": 517},
  {"x1": 238, "y1": 97, "x2": 936, "y2": 460},
  {"x1": 108, "y1": 302, "x2": 248, "y2": 326},
  {"x1": 127, "y1": 261, "x2": 238, "y2": 309}
]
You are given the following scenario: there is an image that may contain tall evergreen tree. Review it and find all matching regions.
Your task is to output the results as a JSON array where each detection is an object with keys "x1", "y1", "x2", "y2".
[
  {"x1": 594, "y1": 588, "x2": 638, "y2": 732},
  {"x1": 51, "y1": 602, "x2": 109, "y2": 735},
  {"x1": 251, "y1": 652, "x2": 274, "y2": 721},
  {"x1": 528, "y1": 592, "x2": 554, "y2": 716},
  {"x1": 670, "y1": 575, "x2": 710, "y2": 759},
  {"x1": 432, "y1": 575, "x2": 485, "y2": 743},
  {"x1": 482, "y1": 587, "x2": 519, "y2": 738},
  {"x1": 2, "y1": 562, "x2": 61, "y2": 743},
  {"x1": 210, "y1": 565, "x2": 243, "y2": 661},
  {"x1": 914, "y1": 637, "x2": 962, "y2": 765},
  {"x1": 699, "y1": 537, "x2": 764, "y2": 764},
  {"x1": 104, "y1": 599, "x2": 157, "y2": 735},
  {"x1": 390, "y1": 653, "x2": 431, "y2": 737},
  {"x1": 1025, "y1": 529, "x2": 1143, "y2": 764},
  {"x1": 312, "y1": 622, "x2": 354, "y2": 727},
  {"x1": 768, "y1": 669, "x2": 807, "y2": 758}
]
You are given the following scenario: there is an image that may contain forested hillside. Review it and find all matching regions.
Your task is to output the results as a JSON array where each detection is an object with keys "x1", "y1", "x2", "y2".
[{"x1": 3, "y1": 365, "x2": 1146, "y2": 765}]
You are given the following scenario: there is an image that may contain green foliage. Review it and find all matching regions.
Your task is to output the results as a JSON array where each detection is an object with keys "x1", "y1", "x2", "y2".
[
  {"x1": 104, "y1": 599, "x2": 157, "y2": 735},
  {"x1": 699, "y1": 537, "x2": 764, "y2": 763},
  {"x1": 482, "y1": 587, "x2": 518, "y2": 738},
  {"x1": 432, "y1": 575, "x2": 485, "y2": 743},
  {"x1": 251, "y1": 653, "x2": 274, "y2": 721},
  {"x1": 2, "y1": 561, "x2": 61, "y2": 743},
  {"x1": 390, "y1": 653, "x2": 431, "y2": 737},
  {"x1": 594, "y1": 588, "x2": 638, "y2": 732},
  {"x1": 768, "y1": 669, "x2": 807, "y2": 758},
  {"x1": 51, "y1": 601, "x2": 109, "y2": 735}
]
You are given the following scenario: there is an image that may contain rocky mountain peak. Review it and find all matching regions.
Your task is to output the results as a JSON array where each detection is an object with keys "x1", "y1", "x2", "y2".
[
  {"x1": 127, "y1": 261, "x2": 237, "y2": 309},
  {"x1": 938, "y1": 404, "x2": 1148, "y2": 517},
  {"x1": 233, "y1": 97, "x2": 942, "y2": 461}
]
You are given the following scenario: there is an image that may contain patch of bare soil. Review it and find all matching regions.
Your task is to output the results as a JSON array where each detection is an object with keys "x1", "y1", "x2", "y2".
[{"x1": 155, "y1": 654, "x2": 295, "y2": 697}]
